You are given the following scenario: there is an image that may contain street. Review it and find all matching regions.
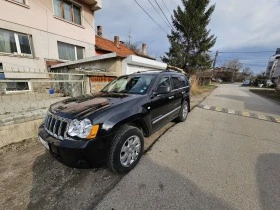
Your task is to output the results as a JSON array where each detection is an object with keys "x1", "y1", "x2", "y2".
[
  {"x1": 96, "y1": 84, "x2": 280, "y2": 210},
  {"x1": 1, "y1": 84, "x2": 280, "y2": 210}
]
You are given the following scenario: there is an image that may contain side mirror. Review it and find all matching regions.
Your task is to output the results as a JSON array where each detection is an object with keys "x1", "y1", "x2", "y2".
[{"x1": 156, "y1": 86, "x2": 171, "y2": 95}]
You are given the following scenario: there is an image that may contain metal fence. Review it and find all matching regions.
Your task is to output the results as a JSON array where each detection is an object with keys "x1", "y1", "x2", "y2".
[{"x1": 0, "y1": 72, "x2": 87, "y2": 115}]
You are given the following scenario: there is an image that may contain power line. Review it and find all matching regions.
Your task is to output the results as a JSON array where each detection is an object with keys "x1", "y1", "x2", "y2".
[
  {"x1": 162, "y1": 0, "x2": 173, "y2": 17},
  {"x1": 154, "y1": 0, "x2": 174, "y2": 29},
  {"x1": 133, "y1": 0, "x2": 169, "y2": 34},
  {"x1": 147, "y1": 0, "x2": 173, "y2": 30},
  {"x1": 219, "y1": 51, "x2": 275, "y2": 54}
]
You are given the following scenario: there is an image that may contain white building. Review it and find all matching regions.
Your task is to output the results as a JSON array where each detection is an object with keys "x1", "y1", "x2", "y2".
[{"x1": 0, "y1": 0, "x2": 102, "y2": 92}]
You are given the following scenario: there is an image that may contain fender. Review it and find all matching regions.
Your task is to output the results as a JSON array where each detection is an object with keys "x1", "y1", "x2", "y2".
[{"x1": 98, "y1": 106, "x2": 151, "y2": 137}]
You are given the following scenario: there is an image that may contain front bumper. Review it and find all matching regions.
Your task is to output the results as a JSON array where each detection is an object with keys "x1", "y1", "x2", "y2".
[{"x1": 38, "y1": 125, "x2": 113, "y2": 168}]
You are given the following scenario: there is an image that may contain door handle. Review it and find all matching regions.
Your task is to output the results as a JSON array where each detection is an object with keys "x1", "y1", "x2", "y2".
[{"x1": 168, "y1": 96, "x2": 174, "y2": 99}]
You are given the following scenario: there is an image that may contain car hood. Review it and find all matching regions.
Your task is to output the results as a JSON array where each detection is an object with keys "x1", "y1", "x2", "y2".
[{"x1": 50, "y1": 92, "x2": 141, "y2": 119}]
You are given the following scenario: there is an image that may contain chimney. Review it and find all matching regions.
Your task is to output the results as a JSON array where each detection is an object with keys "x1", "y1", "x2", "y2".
[
  {"x1": 97, "y1": 25, "x2": 102, "y2": 37},
  {"x1": 142, "y1": 43, "x2": 147, "y2": 55},
  {"x1": 114, "y1": 36, "x2": 120, "y2": 47}
]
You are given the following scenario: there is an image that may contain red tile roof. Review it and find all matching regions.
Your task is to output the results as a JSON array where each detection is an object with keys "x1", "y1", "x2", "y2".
[{"x1": 95, "y1": 35, "x2": 136, "y2": 57}]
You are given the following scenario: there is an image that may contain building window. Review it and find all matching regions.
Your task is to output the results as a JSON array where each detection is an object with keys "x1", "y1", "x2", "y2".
[
  {"x1": 15, "y1": 0, "x2": 26, "y2": 4},
  {"x1": 6, "y1": 81, "x2": 30, "y2": 91},
  {"x1": 58, "y1": 42, "x2": 84, "y2": 61},
  {"x1": 54, "y1": 0, "x2": 82, "y2": 25},
  {"x1": 0, "y1": 28, "x2": 32, "y2": 55}
]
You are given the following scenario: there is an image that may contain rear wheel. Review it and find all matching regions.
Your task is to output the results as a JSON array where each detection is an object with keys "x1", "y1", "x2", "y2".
[
  {"x1": 177, "y1": 100, "x2": 189, "y2": 122},
  {"x1": 107, "y1": 125, "x2": 144, "y2": 173}
]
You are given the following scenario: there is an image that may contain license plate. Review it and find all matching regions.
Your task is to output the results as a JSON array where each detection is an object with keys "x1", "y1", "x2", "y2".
[{"x1": 38, "y1": 136, "x2": 49, "y2": 150}]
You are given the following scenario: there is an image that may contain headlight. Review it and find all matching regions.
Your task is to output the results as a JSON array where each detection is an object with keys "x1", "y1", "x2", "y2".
[{"x1": 68, "y1": 119, "x2": 98, "y2": 139}]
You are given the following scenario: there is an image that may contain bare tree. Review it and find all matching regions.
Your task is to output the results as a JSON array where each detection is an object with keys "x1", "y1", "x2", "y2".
[
  {"x1": 124, "y1": 42, "x2": 141, "y2": 54},
  {"x1": 223, "y1": 59, "x2": 243, "y2": 71},
  {"x1": 242, "y1": 66, "x2": 254, "y2": 77}
]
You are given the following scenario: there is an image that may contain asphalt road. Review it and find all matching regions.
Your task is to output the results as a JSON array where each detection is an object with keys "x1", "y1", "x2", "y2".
[{"x1": 96, "y1": 84, "x2": 280, "y2": 210}]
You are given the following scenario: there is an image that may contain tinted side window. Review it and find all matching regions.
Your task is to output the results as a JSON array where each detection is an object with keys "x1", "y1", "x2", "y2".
[
  {"x1": 180, "y1": 75, "x2": 189, "y2": 86},
  {"x1": 171, "y1": 77, "x2": 183, "y2": 89},
  {"x1": 157, "y1": 77, "x2": 171, "y2": 89}
]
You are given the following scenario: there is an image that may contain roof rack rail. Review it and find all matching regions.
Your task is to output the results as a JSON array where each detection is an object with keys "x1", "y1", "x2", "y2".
[{"x1": 135, "y1": 69, "x2": 166, "y2": 73}]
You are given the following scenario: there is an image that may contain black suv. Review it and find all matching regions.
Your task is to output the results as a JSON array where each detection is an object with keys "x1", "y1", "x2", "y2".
[{"x1": 38, "y1": 70, "x2": 190, "y2": 173}]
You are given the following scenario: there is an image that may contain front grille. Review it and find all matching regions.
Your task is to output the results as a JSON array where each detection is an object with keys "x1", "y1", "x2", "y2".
[{"x1": 44, "y1": 113, "x2": 70, "y2": 140}]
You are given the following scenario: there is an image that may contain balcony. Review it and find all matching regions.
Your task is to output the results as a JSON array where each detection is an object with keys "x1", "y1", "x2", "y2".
[{"x1": 81, "y1": 0, "x2": 102, "y2": 11}]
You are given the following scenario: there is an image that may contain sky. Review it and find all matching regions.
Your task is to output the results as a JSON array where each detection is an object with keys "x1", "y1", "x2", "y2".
[{"x1": 95, "y1": 0, "x2": 280, "y2": 74}]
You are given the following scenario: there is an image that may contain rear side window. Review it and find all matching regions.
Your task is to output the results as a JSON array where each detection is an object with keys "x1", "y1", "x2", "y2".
[
  {"x1": 171, "y1": 77, "x2": 183, "y2": 89},
  {"x1": 180, "y1": 75, "x2": 189, "y2": 87}
]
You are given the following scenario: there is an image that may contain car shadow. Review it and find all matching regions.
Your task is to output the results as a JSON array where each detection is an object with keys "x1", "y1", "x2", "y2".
[
  {"x1": 256, "y1": 154, "x2": 280, "y2": 210},
  {"x1": 95, "y1": 157, "x2": 236, "y2": 210},
  {"x1": 26, "y1": 151, "x2": 122, "y2": 210}
]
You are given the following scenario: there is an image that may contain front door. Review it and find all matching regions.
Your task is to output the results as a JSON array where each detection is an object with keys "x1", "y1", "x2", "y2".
[{"x1": 150, "y1": 76, "x2": 176, "y2": 131}]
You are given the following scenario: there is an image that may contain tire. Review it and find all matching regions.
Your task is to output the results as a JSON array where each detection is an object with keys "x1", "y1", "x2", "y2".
[
  {"x1": 177, "y1": 100, "x2": 189, "y2": 122},
  {"x1": 107, "y1": 125, "x2": 144, "y2": 173}
]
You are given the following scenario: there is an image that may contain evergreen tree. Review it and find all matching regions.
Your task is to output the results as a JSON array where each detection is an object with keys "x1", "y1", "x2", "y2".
[{"x1": 162, "y1": 0, "x2": 217, "y2": 73}]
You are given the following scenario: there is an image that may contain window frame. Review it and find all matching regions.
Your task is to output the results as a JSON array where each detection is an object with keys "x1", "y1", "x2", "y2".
[
  {"x1": 171, "y1": 76, "x2": 183, "y2": 90},
  {"x1": 57, "y1": 41, "x2": 85, "y2": 61},
  {"x1": 0, "y1": 28, "x2": 33, "y2": 56},
  {"x1": 156, "y1": 76, "x2": 171, "y2": 92},
  {"x1": 5, "y1": 0, "x2": 29, "y2": 8},
  {"x1": 53, "y1": 0, "x2": 83, "y2": 26}
]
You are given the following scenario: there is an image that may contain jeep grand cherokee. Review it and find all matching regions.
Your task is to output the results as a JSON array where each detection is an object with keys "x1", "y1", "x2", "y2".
[{"x1": 38, "y1": 70, "x2": 190, "y2": 173}]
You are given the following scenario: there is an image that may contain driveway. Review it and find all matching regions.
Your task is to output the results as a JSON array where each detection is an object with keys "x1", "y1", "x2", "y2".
[{"x1": 96, "y1": 84, "x2": 280, "y2": 210}]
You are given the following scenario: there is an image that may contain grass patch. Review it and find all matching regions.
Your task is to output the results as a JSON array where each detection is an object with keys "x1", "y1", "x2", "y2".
[{"x1": 250, "y1": 89, "x2": 280, "y2": 102}]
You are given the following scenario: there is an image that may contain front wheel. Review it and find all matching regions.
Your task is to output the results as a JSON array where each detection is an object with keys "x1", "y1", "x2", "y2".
[
  {"x1": 107, "y1": 125, "x2": 144, "y2": 173},
  {"x1": 177, "y1": 100, "x2": 189, "y2": 122}
]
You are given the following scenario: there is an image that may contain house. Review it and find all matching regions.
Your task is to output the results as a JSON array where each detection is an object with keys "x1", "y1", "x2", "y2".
[
  {"x1": 51, "y1": 26, "x2": 167, "y2": 93},
  {"x1": 0, "y1": 0, "x2": 102, "y2": 93},
  {"x1": 95, "y1": 25, "x2": 154, "y2": 60},
  {"x1": 265, "y1": 48, "x2": 280, "y2": 79}
]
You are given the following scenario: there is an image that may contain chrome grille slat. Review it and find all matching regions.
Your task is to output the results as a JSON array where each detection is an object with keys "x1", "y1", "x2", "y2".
[
  {"x1": 53, "y1": 118, "x2": 58, "y2": 136},
  {"x1": 44, "y1": 113, "x2": 69, "y2": 141},
  {"x1": 58, "y1": 121, "x2": 63, "y2": 139}
]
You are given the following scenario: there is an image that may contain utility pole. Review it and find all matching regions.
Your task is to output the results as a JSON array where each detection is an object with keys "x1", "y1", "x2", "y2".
[{"x1": 212, "y1": 50, "x2": 219, "y2": 68}]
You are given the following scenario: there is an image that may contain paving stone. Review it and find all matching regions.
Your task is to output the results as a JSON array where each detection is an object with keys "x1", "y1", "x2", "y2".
[
  {"x1": 3, "y1": 121, "x2": 14, "y2": 126},
  {"x1": 1, "y1": 96, "x2": 12, "y2": 103},
  {"x1": 14, "y1": 118, "x2": 25, "y2": 124},
  {"x1": 0, "y1": 116, "x2": 14, "y2": 123}
]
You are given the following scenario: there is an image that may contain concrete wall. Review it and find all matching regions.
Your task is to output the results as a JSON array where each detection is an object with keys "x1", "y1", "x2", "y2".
[{"x1": 0, "y1": 0, "x2": 99, "y2": 78}]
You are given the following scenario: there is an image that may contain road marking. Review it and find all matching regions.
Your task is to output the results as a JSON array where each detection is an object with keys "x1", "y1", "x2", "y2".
[
  {"x1": 198, "y1": 104, "x2": 280, "y2": 124},
  {"x1": 215, "y1": 107, "x2": 222, "y2": 112},
  {"x1": 242, "y1": 112, "x2": 250, "y2": 117},
  {"x1": 258, "y1": 115, "x2": 268, "y2": 120},
  {"x1": 203, "y1": 105, "x2": 211, "y2": 110},
  {"x1": 228, "y1": 109, "x2": 235, "y2": 114}
]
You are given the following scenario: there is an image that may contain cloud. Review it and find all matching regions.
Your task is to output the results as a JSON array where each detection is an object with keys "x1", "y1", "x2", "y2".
[{"x1": 96, "y1": 0, "x2": 280, "y2": 73}]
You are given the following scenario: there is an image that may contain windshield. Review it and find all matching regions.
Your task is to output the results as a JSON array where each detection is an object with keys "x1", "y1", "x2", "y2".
[{"x1": 102, "y1": 74, "x2": 155, "y2": 95}]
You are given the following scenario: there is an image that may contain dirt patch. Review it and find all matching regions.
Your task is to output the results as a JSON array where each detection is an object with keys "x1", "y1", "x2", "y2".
[
  {"x1": 250, "y1": 89, "x2": 280, "y2": 103},
  {"x1": 191, "y1": 84, "x2": 217, "y2": 96}
]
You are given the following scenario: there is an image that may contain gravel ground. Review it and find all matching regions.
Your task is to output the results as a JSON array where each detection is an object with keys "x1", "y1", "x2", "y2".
[{"x1": 0, "y1": 89, "x2": 214, "y2": 210}]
